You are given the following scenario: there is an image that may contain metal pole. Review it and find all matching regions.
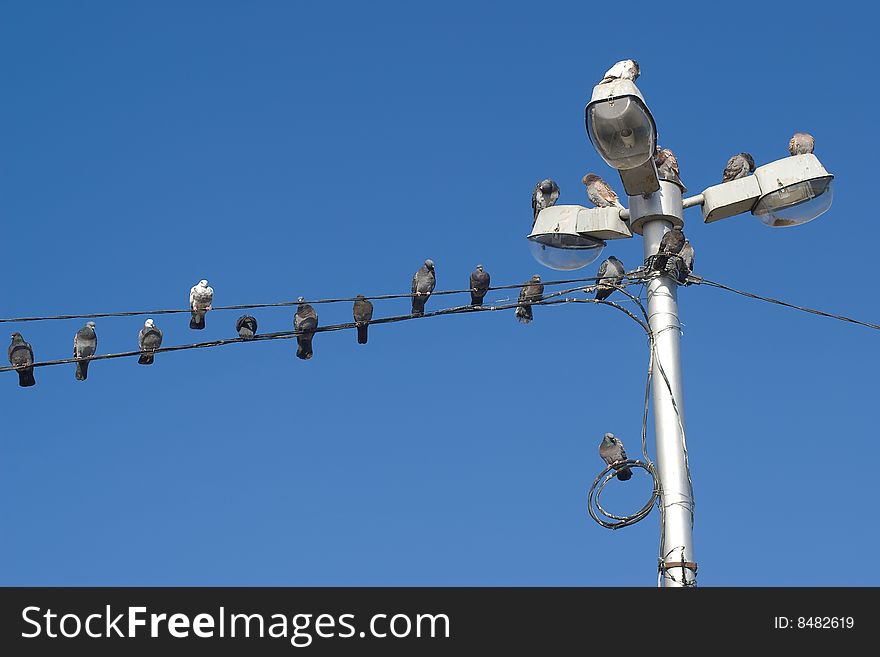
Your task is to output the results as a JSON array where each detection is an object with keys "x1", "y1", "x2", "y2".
[{"x1": 636, "y1": 186, "x2": 696, "y2": 587}]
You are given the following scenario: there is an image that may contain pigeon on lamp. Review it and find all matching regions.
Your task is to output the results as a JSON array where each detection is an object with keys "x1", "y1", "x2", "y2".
[
  {"x1": 655, "y1": 146, "x2": 686, "y2": 192},
  {"x1": 189, "y1": 279, "x2": 214, "y2": 330},
  {"x1": 294, "y1": 297, "x2": 318, "y2": 360},
  {"x1": 599, "y1": 59, "x2": 640, "y2": 84},
  {"x1": 653, "y1": 226, "x2": 686, "y2": 272},
  {"x1": 598, "y1": 433, "x2": 633, "y2": 481},
  {"x1": 721, "y1": 152, "x2": 756, "y2": 182},
  {"x1": 352, "y1": 295, "x2": 373, "y2": 345},
  {"x1": 411, "y1": 259, "x2": 436, "y2": 316},
  {"x1": 8, "y1": 332, "x2": 35, "y2": 387},
  {"x1": 515, "y1": 275, "x2": 544, "y2": 324},
  {"x1": 788, "y1": 132, "x2": 815, "y2": 156},
  {"x1": 137, "y1": 319, "x2": 163, "y2": 365},
  {"x1": 73, "y1": 321, "x2": 97, "y2": 381},
  {"x1": 469, "y1": 264, "x2": 490, "y2": 306},
  {"x1": 582, "y1": 173, "x2": 624, "y2": 209},
  {"x1": 595, "y1": 256, "x2": 625, "y2": 302},
  {"x1": 236, "y1": 315, "x2": 258, "y2": 340},
  {"x1": 531, "y1": 179, "x2": 560, "y2": 227}
]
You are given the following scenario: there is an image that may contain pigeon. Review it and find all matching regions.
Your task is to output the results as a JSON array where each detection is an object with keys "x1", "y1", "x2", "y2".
[
  {"x1": 236, "y1": 315, "x2": 258, "y2": 340},
  {"x1": 411, "y1": 259, "x2": 436, "y2": 316},
  {"x1": 582, "y1": 173, "x2": 623, "y2": 209},
  {"x1": 137, "y1": 319, "x2": 163, "y2": 365},
  {"x1": 531, "y1": 179, "x2": 560, "y2": 227},
  {"x1": 352, "y1": 295, "x2": 373, "y2": 344},
  {"x1": 189, "y1": 279, "x2": 214, "y2": 330},
  {"x1": 73, "y1": 321, "x2": 97, "y2": 381},
  {"x1": 515, "y1": 274, "x2": 544, "y2": 324},
  {"x1": 470, "y1": 264, "x2": 490, "y2": 306},
  {"x1": 788, "y1": 132, "x2": 815, "y2": 156},
  {"x1": 8, "y1": 332, "x2": 35, "y2": 387},
  {"x1": 655, "y1": 146, "x2": 686, "y2": 191},
  {"x1": 599, "y1": 433, "x2": 633, "y2": 481},
  {"x1": 294, "y1": 297, "x2": 318, "y2": 360},
  {"x1": 653, "y1": 226, "x2": 686, "y2": 271},
  {"x1": 595, "y1": 256, "x2": 625, "y2": 302},
  {"x1": 721, "y1": 152, "x2": 755, "y2": 182},
  {"x1": 677, "y1": 240, "x2": 695, "y2": 282},
  {"x1": 599, "y1": 59, "x2": 640, "y2": 84}
]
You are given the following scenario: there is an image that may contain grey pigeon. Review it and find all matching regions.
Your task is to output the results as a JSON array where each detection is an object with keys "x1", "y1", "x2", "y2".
[
  {"x1": 677, "y1": 240, "x2": 695, "y2": 283},
  {"x1": 469, "y1": 264, "x2": 490, "y2": 306},
  {"x1": 599, "y1": 433, "x2": 632, "y2": 481},
  {"x1": 236, "y1": 315, "x2": 258, "y2": 340},
  {"x1": 411, "y1": 259, "x2": 436, "y2": 316},
  {"x1": 595, "y1": 256, "x2": 625, "y2": 301},
  {"x1": 655, "y1": 146, "x2": 686, "y2": 192},
  {"x1": 531, "y1": 179, "x2": 560, "y2": 227},
  {"x1": 294, "y1": 297, "x2": 318, "y2": 360},
  {"x1": 515, "y1": 274, "x2": 544, "y2": 324},
  {"x1": 137, "y1": 319, "x2": 163, "y2": 365},
  {"x1": 599, "y1": 59, "x2": 640, "y2": 84},
  {"x1": 8, "y1": 332, "x2": 35, "y2": 387},
  {"x1": 788, "y1": 132, "x2": 815, "y2": 156},
  {"x1": 352, "y1": 295, "x2": 373, "y2": 344},
  {"x1": 653, "y1": 226, "x2": 686, "y2": 271},
  {"x1": 73, "y1": 321, "x2": 97, "y2": 381},
  {"x1": 189, "y1": 279, "x2": 214, "y2": 330},
  {"x1": 582, "y1": 173, "x2": 623, "y2": 209},
  {"x1": 721, "y1": 152, "x2": 755, "y2": 182}
]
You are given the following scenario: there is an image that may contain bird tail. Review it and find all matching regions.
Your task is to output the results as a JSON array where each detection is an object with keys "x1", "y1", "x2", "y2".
[
  {"x1": 411, "y1": 296, "x2": 425, "y2": 316},
  {"x1": 615, "y1": 465, "x2": 633, "y2": 481},
  {"x1": 75, "y1": 360, "x2": 89, "y2": 381},
  {"x1": 357, "y1": 324, "x2": 368, "y2": 344},
  {"x1": 17, "y1": 368, "x2": 35, "y2": 387},
  {"x1": 652, "y1": 254, "x2": 669, "y2": 271},
  {"x1": 296, "y1": 335, "x2": 314, "y2": 360},
  {"x1": 515, "y1": 305, "x2": 533, "y2": 324},
  {"x1": 595, "y1": 285, "x2": 612, "y2": 302},
  {"x1": 138, "y1": 353, "x2": 154, "y2": 365},
  {"x1": 239, "y1": 328, "x2": 254, "y2": 340},
  {"x1": 190, "y1": 311, "x2": 205, "y2": 329},
  {"x1": 470, "y1": 292, "x2": 484, "y2": 306}
]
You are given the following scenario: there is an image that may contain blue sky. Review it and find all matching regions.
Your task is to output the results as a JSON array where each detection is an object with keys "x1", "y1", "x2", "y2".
[{"x1": 1, "y1": 1, "x2": 875, "y2": 586}]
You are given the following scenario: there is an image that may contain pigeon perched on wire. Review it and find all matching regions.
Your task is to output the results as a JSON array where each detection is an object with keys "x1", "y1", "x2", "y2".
[
  {"x1": 595, "y1": 256, "x2": 625, "y2": 302},
  {"x1": 652, "y1": 226, "x2": 686, "y2": 272},
  {"x1": 352, "y1": 295, "x2": 373, "y2": 344},
  {"x1": 655, "y1": 146, "x2": 686, "y2": 191},
  {"x1": 515, "y1": 274, "x2": 544, "y2": 324},
  {"x1": 189, "y1": 279, "x2": 214, "y2": 330},
  {"x1": 788, "y1": 132, "x2": 815, "y2": 156},
  {"x1": 721, "y1": 152, "x2": 756, "y2": 182},
  {"x1": 531, "y1": 179, "x2": 560, "y2": 227},
  {"x1": 469, "y1": 264, "x2": 490, "y2": 306},
  {"x1": 236, "y1": 315, "x2": 258, "y2": 340},
  {"x1": 598, "y1": 433, "x2": 633, "y2": 481},
  {"x1": 677, "y1": 240, "x2": 695, "y2": 283},
  {"x1": 8, "y1": 332, "x2": 35, "y2": 387},
  {"x1": 137, "y1": 319, "x2": 163, "y2": 365},
  {"x1": 73, "y1": 321, "x2": 97, "y2": 381},
  {"x1": 294, "y1": 297, "x2": 318, "y2": 360},
  {"x1": 599, "y1": 59, "x2": 640, "y2": 84},
  {"x1": 411, "y1": 259, "x2": 436, "y2": 316},
  {"x1": 582, "y1": 173, "x2": 623, "y2": 209}
]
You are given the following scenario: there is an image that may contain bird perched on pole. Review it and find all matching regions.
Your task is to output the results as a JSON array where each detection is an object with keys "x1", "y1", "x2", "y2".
[
  {"x1": 137, "y1": 319, "x2": 163, "y2": 365},
  {"x1": 8, "y1": 332, "x2": 35, "y2": 387},
  {"x1": 515, "y1": 275, "x2": 543, "y2": 324},
  {"x1": 721, "y1": 152, "x2": 755, "y2": 182},
  {"x1": 189, "y1": 279, "x2": 214, "y2": 330},
  {"x1": 652, "y1": 226, "x2": 686, "y2": 272},
  {"x1": 294, "y1": 297, "x2": 318, "y2": 360},
  {"x1": 599, "y1": 433, "x2": 633, "y2": 481},
  {"x1": 352, "y1": 295, "x2": 373, "y2": 344},
  {"x1": 236, "y1": 315, "x2": 258, "y2": 340},
  {"x1": 595, "y1": 256, "x2": 625, "y2": 302},
  {"x1": 73, "y1": 321, "x2": 97, "y2": 381},
  {"x1": 469, "y1": 264, "x2": 490, "y2": 306},
  {"x1": 677, "y1": 240, "x2": 695, "y2": 283},
  {"x1": 655, "y1": 146, "x2": 686, "y2": 192},
  {"x1": 599, "y1": 59, "x2": 640, "y2": 84},
  {"x1": 582, "y1": 173, "x2": 623, "y2": 209},
  {"x1": 788, "y1": 132, "x2": 814, "y2": 156},
  {"x1": 531, "y1": 179, "x2": 560, "y2": 227},
  {"x1": 411, "y1": 259, "x2": 436, "y2": 316}
]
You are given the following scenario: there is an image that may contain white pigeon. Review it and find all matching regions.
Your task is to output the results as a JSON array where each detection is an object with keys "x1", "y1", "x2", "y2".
[
  {"x1": 599, "y1": 59, "x2": 640, "y2": 84},
  {"x1": 189, "y1": 279, "x2": 214, "y2": 330}
]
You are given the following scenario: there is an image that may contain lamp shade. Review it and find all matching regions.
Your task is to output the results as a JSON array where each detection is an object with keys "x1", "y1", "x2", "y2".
[{"x1": 585, "y1": 80, "x2": 656, "y2": 170}]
